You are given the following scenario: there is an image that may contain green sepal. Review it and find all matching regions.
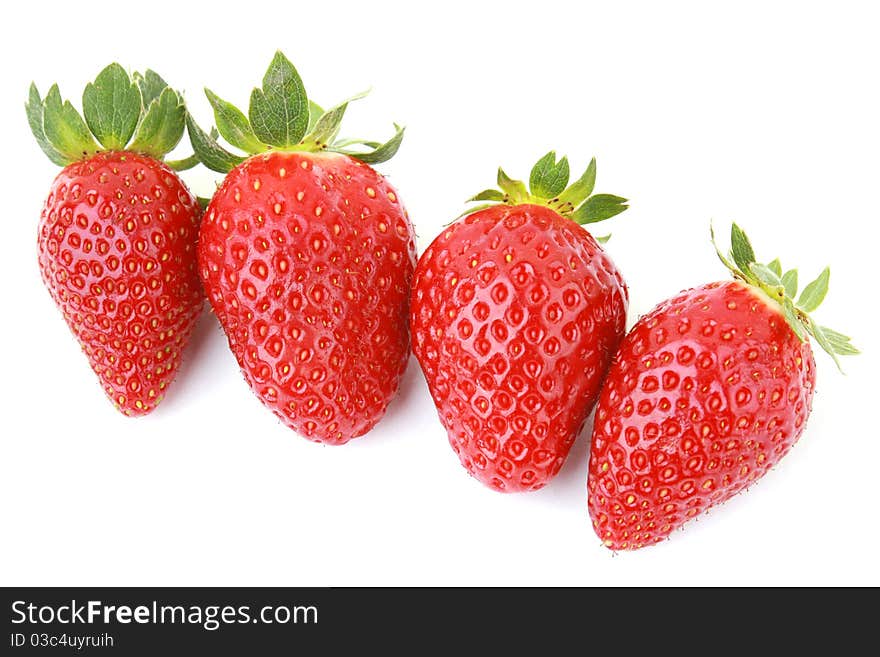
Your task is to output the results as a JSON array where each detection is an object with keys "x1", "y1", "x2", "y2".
[
  {"x1": 206, "y1": 88, "x2": 265, "y2": 154},
  {"x1": 748, "y1": 262, "x2": 783, "y2": 289},
  {"x1": 557, "y1": 158, "x2": 596, "y2": 209},
  {"x1": 469, "y1": 189, "x2": 505, "y2": 202},
  {"x1": 572, "y1": 194, "x2": 628, "y2": 225},
  {"x1": 782, "y1": 298, "x2": 808, "y2": 341},
  {"x1": 815, "y1": 325, "x2": 859, "y2": 356},
  {"x1": 42, "y1": 84, "x2": 99, "y2": 162},
  {"x1": 128, "y1": 86, "x2": 185, "y2": 157},
  {"x1": 456, "y1": 203, "x2": 496, "y2": 219},
  {"x1": 26, "y1": 84, "x2": 68, "y2": 166},
  {"x1": 307, "y1": 100, "x2": 324, "y2": 132},
  {"x1": 497, "y1": 167, "x2": 529, "y2": 203},
  {"x1": 333, "y1": 138, "x2": 381, "y2": 149},
  {"x1": 29, "y1": 65, "x2": 197, "y2": 166},
  {"x1": 797, "y1": 267, "x2": 830, "y2": 313},
  {"x1": 711, "y1": 222, "x2": 857, "y2": 369},
  {"x1": 781, "y1": 269, "x2": 798, "y2": 298},
  {"x1": 82, "y1": 63, "x2": 141, "y2": 150},
  {"x1": 301, "y1": 90, "x2": 370, "y2": 150},
  {"x1": 186, "y1": 53, "x2": 402, "y2": 168},
  {"x1": 248, "y1": 51, "x2": 309, "y2": 148},
  {"x1": 185, "y1": 113, "x2": 245, "y2": 174},
  {"x1": 806, "y1": 318, "x2": 857, "y2": 373},
  {"x1": 730, "y1": 223, "x2": 757, "y2": 274},
  {"x1": 594, "y1": 234, "x2": 611, "y2": 244},
  {"x1": 462, "y1": 154, "x2": 626, "y2": 229},
  {"x1": 165, "y1": 153, "x2": 200, "y2": 171},
  {"x1": 529, "y1": 151, "x2": 570, "y2": 199},
  {"x1": 134, "y1": 70, "x2": 170, "y2": 107},
  {"x1": 168, "y1": 127, "x2": 217, "y2": 171},
  {"x1": 338, "y1": 123, "x2": 405, "y2": 164}
]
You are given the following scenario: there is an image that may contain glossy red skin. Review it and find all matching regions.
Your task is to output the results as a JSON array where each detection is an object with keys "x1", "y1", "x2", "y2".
[
  {"x1": 37, "y1": 151, "x2": 203, "y2": 416},
  {"x1": 587, "y1": 281, "x2": 817, "y2": 550},
  {"x1": 199, "y1": 151, "x2": 416, "y2": 444},
  {"x1": 411, "y1": 204, "x2": 628, "y2": 492}
]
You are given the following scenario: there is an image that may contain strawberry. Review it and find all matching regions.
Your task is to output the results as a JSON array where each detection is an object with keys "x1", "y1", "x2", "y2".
[
  {"x1": 27, "y1": 65, "x2": 203, "y2": 416},
  {"x1": 587, "y1": 224, "x2": 857, "y2": 550},
  {"x1": 411, "y1": 154, "x2": 629, "y2": 492},
  {"x1": 187, "y1": 52, "x2": 415, "y2": 445}
]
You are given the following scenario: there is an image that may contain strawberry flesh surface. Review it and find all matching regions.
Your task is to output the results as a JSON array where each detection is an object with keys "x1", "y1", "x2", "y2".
[
  {"x1": 37, "y1": 151, "x2": 203, "y2": 416},
  {"x1": 587, "y1": 280, "x2": 816, "y2": 550},
  {"x1": 411, "y1": 204, "x2": 628, "y2": 492},
  {"x1": 199, "y1": 151, "x2": 416, "y2": 444}
]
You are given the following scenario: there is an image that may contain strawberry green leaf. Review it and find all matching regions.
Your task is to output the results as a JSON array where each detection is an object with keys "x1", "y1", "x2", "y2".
[
  {"x1": 594, "y1": 234, "x2": 611, "y2": 244},
  {"x1": 457, "y1": 203, "x2": 496, "y2": 219},
  {"x1": 307, "y1": 100, "x2": 324, "y2": 132},
  {"x1": 797, "y1": 267, "x2": 830, "y2": 313},
  {"x1": 808, "y1": 319, "x2": 842, "y2": 371},
  {"x1": 730, "y1": 223, "x2": 756, "y2": 273},
  {"x1": 248, "y1": 51, "x2": 309, "y2": 148},
  {"x1": 781, "y1": 269, "x2": 798, "y2": 298},
  {"x1": 167, "y1": 127, "x2": 217, "y2": 171},
  {"x1": 42, "y1": 84, "x2": 99, "y2": 162},
  {"x1": 815, "y1": 325, "x2": 859, "y2": 356},
  {"x1": 186, "y1": 113, "x2": 245, "y2": 174},
  {"x1": 333, "y1": 138, "x2": 381, "y2": 149},
  {"x1": 206, "y1": 88, "x2": 265, "y2": 154},
  {"x1": 497, "y1": 168, "x2": 529, "y2": 203},
  {"x1": 165, "y1": 153, "x2": 200, "y2": 171},
  {"x1": 748, "y1": 262, "x2": 783, "y2": 288},
  {"x1": 26, "y1": 84, "x2": 69, "y2": 166},
  {"x1": 529, "y1": 151, "x2": 570, "y2": 199},
  {"x1": 82, "y1": 63, "x2": 141, "y2": 150},
  {"x1": 767, "y1": 258, "x2": 782, "y2": 277},
  {"x1": 341, "y1": 123, "x2": 405, "y2": 164},
  {"x1": 782, "y1": 298, "x2": 807, "y2": 342},
  {"x1": 128, "y1": 86, "x2": 185, "y2": 157},
  {"x1": 301, "y1": 90, "x2": 369, "y2": 149},
  {"x1": 557, "y1": 158, "x2": 596, "y2": 209},
  {"x1": 134, "y1": 70, "x2": 169, "y2": 107},
  {"x1": 572, "y1": 194, "x2": 628, "y2": 224},
  {"x1": 710, "y1": 222, "x2": 739, "y2": 275},
  {"x1": 469, "y1": 189, "x2": 505, "y2": 202}
]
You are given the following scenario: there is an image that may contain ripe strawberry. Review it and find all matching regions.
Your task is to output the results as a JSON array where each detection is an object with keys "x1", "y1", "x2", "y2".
[
  {"x1": 188, "y1": 52, "x2": 415, "y2": 445},
  {"x1": 27, "y1": 65, "x2": 203, "y2": 416},
  {"x1": 587, "y1": 224, "x2": 857, "y2": 549},
  {"x1": 411, "y1": 153, "x2": 629, "y2": 492}
]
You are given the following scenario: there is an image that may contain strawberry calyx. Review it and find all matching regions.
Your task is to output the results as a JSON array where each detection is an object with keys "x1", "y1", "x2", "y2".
[
  {"x1": 464, "y1": 152, "x2": 628, "y2": 238},
  {"x1": 186, "y1": 51, "x2": 404, "y2": 174},
  {"x1": 26, "y1": 65, "x2": 195, "y2": 170},
  {"x1": 711, "y1": 222, "x2": 858, "y2": 371}
]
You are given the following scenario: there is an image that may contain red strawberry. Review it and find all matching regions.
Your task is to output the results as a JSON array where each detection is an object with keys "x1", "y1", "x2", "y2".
[
  {"x1": 587, "y1": 224, "x2": 857, "y2": 550},
  {"x1": 411, "y1": 153, "x2": 629, "y2": 491},
  {"x1": 188, "y1": 52, "x2": 415, "y2": 445},
  {"x1": 27, "y1": 65, "x2": 203, "y2": 416}
]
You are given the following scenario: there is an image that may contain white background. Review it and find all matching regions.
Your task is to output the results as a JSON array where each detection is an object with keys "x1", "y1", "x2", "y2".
[{"x1": 1, "y1": 0, "x2": 877, "y2": 586}]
